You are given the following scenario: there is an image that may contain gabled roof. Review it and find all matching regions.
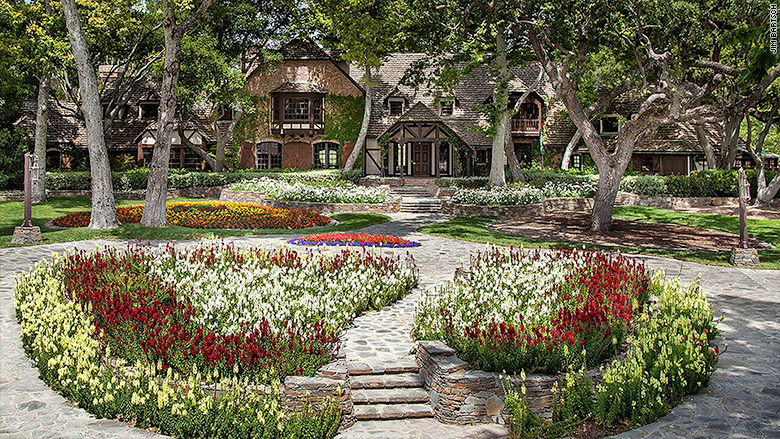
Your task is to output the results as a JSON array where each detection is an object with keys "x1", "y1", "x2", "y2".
[
  {"x1": 280, "y1": 39, "x2": 334, "y2": 61},
  {"x1": 397, "y1": 101, "x2": 442, "y2": 123}
]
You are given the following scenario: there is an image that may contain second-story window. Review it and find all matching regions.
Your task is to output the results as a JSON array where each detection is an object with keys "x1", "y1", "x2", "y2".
[
  {"x1": 284, "y1": 98, "x2": 310, "y2": 120},
  {"x1": 388, "y1": 98, "x2": 404, "y2": 116},
  {"x1": 140, "y1": 103, "x2": 158, "y2": 120},
  {"x1": 439, "y1": 98, "x2": 454, "y2": 116}
]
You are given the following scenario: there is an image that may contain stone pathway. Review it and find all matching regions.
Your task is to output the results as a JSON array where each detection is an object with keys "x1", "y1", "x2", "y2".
[{"x1": 1, "y1": 213, "x2": 779, "y2": 438}]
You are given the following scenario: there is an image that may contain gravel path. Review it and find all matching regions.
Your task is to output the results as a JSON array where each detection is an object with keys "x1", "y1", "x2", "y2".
[{"x1": 1, "y1": 213, "x2": 779, "y2": 438}]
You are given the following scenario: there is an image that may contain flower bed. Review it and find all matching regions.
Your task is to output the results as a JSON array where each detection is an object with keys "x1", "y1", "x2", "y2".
[
  {"x1": 14, "y1": 243, "x2": 418, "y2": 437},
  {"x1": 51, "y1": 201, "x2": 331, "y2": 229},
  {"x1": 288, "y1": 232, "x2": 421, "y2": 248},
  {"x1": 230, "y1": 178, "x2": 386, "y2": 204},
  {"x1": 414, "y1": 248, "x2": 650, "y2": 374},
  {"x1": 451, "y1": 187, "x2": 543, "y2": 206},
  {"x1": 503, "y1": 274, "x2": 719, "y2": 436}
]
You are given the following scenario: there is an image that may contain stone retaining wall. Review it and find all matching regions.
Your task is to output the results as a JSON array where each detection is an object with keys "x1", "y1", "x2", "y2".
[
  {"x1": 281, "y1": 355, "x2": 355, "y2": 430},
  {"x1": 220, "y1": 189, "x2": 401, "y2": 214},
  {"x1": 615, "y1": 192, "x2": 741, "y2": 208},
  {"x1": 441, "y1": 198, "x2": 592, "y2": 218},
  {"x1": 0, "y1": 186, "x2": 221, "y2": 201},
  {"x1": 416, "y1": 341, "x2": 605, "y2": 425}
]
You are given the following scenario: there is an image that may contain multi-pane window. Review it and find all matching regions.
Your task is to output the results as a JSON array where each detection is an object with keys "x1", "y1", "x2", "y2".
[
  {"x1": 284, "y1": 98, "x2": 310, "y2": 121},
  {"x1": 314, "y1": 142, "x2": 339, "y2": 169},
  {"x1": 476, "y1": 149, "x2": 489, "y2": 165},
  {"x1": 169, "y1": 147, "x2": 181, "y2": 168},
  {"x1": 439, "y1": 143, "x2": 449, "y2": 174},
  {"x1": 183, "y1": 148, "x2": 202, "y2": 170},
  {"x1": 257, "y1": 142, "x2": 282, "y2": 169},
  {"x1": 572, "y1": 154, "x2": 581, "y2": 170},
  {"x1": 388, "y1": 98, "x2": 404, "y2": 116}
]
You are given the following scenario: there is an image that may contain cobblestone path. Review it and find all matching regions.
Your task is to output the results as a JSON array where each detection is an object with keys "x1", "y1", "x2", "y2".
[{"x1": 1, "y1": 213, "x2": 779, "y2": 438}]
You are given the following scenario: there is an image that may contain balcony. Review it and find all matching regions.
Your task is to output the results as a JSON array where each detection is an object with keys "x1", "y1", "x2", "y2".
[{"x1": 511, "y1": 118, "x2": 540, "y2": 135}]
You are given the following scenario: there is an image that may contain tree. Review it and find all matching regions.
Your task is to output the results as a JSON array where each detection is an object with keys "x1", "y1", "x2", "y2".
[
  {"x1": 745, "y1": 90, "x2": 780, "y2": 204},
  {"x1": 60, "y1": 0, "x2": 118, "y2": 228},
  {"x1": 408, "y1": 0, "x2": 537, "y2": 186},
  {"x1": 518, "y1": 0, "x2": 776, "y2": 232},
  {"x1": 141, "y1": 0, "x2": 215, "y2": 227},
  {"x1": 318, "y1": 0, "x2": 414, "y2": 174}
]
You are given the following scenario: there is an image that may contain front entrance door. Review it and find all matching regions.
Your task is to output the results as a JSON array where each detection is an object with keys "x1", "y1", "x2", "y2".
[{"x1": 412, "y1": 143, "x2": 430, "y2": 176}]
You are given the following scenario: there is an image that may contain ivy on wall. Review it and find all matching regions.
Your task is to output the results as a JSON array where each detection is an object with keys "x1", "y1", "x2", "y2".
[{"x1": 323, "y1": 95, "x2": 365, "y2": 146}]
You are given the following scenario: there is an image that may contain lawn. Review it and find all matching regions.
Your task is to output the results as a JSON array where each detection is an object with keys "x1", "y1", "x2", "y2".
[
  {"x1": 0, "y1": 196, "x2": 391, "y2": 248},
  {"x1": 419, "y1": 206, "x2": 780, "y2": 270}
]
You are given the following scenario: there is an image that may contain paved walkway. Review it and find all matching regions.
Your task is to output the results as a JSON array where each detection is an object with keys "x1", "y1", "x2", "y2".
[{"x1": 1, "y1": 213, "x2": 779, "y2": 438}]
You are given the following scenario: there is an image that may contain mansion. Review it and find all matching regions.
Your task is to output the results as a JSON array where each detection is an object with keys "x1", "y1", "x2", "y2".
[{"x1": 16, "y1": 40, "x2": 779, "y2": 176}]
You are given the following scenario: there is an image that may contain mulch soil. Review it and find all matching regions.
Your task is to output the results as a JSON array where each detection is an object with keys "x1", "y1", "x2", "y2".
[{"x1": 491, "y1": 213, "x2": 770, "y2": 252}]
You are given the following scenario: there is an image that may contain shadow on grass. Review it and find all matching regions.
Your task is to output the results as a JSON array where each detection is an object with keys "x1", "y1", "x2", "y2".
[{"x1": 420, "y1": 215, "x2": 780, "y2": 270}]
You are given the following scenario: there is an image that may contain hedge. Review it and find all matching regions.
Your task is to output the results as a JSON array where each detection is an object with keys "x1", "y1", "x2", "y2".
[{"x1": 45, "y1": 169, "x2": 342, "y2": 191}]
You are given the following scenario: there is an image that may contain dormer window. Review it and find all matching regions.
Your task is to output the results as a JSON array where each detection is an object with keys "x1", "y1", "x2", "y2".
[
  {"x1": 140, "y1": 103, "x2": 158, "y2": 120},
  {"x1": 597, "y1": 115, "x2": 620, "y2": 135},
  {"x1": 388, "y1": 98, "x2": 404, "y2": 116},
  {"x1": 439, "y1": 98, "x2": 454, "y2": 116}
]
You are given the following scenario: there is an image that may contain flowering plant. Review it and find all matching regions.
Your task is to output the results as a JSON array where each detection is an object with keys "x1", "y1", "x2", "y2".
[
  {"x1": 230, "y1": 178, "x2": 386, "y2": 204},
  {"x1": 52, "y1": 201, "x2": 331, "y2": 229},
  {"x1": 451, "y1": 187, "x2": 543, "y2": 206},
  {"x1": 414, "y1": 247, "x2": 650, "y2": 374},
  {"x1": 288, "y1": 232, "x2": 421, "y2": 248}
]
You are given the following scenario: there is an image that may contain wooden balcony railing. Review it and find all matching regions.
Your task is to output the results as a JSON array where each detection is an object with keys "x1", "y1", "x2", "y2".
[{"x1": 511, "y1": 118, "x2": 540, "y2": 134}]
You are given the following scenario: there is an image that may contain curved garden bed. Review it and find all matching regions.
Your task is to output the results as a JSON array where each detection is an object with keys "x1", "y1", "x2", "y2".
[
  {"x1": 288, "y1": 232, "x2": 421, "y2": 248},
  {"x1": 51, "y1": 201, "x2": 331, "y2": 229},
  {"x1": 14, "y1": 243, "x2": 418, "y2": 438},
  {"x1": 413, "y1": 247, "x2": 720, "y2": 435}
]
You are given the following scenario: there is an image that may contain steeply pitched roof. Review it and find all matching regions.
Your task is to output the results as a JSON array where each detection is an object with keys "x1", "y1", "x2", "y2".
[
  {"x1": 280, "y1": 39, "x2": 333, "y2": 61},
  {"x1": 397, "y1": 102, "x2": 441, "y2": 123},
  {"x1": 351, "y1": 54, "x2": 550, "y2": 146}
]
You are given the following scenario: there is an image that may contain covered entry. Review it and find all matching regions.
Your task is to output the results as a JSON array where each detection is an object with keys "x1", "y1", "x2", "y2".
[{"x1": 379, "y1": 103, "x2": 471, "y2": 177}]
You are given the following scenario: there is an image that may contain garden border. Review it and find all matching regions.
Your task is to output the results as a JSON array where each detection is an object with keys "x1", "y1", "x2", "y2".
[
  {"x1": 415, "y1": 340, "x2": 614, "y2": 425},
  {"x1": 0, "y1": 186, "x2": 221, "y2": 201},
  {"x1": 441, "y1": 198, "x2": 593, "y2": 218},
  {"x1": 219, "y1": 189, "x2": 401, "y2": 214}
]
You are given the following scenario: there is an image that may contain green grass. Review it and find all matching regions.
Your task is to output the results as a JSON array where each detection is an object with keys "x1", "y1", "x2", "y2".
[
  {"x1": 0, "y1": 196, "x2": 391, "y2": 248},
  {"x1": 420, "y1": 208, "x2": 780, "y2": 270}
]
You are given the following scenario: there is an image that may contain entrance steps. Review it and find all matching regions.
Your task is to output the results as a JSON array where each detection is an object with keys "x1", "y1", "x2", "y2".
[
  {"x1": 388, "y1": 186, "x2": 443, "y2": 213},
  {"x1": 348, "y1": 365, "x2": 433, "y2": 421}
]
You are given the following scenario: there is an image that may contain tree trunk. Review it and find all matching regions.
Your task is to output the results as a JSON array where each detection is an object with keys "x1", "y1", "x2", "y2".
[
  {"x1": 560, "y1": 131, "x2": 581, "y2": 170},
  {"x1": 504, "y1": 131, "x2": 522, "y2": 182},
  {"x1": 489, "y1": 31, "x2": 509, "y2": 187},
  {"x1": 60, "y1": 0, "x2": 118, "y2": 229},
  {"x1": 212, "y1": 105, "x2": 243, "y2": 172},
  {"x1": 32, "y1": 74, "x2": 50, "y2": 203},
  {"x1": 757, "y1": 172, "x2": 780, "y2": 204},
  {"x1": 179, "y1": 125, "x2": 217, "y2": 169},
  {"x1": 141, "y1": 13, "x2": 183, "y2": 227},
  {"x1": 343, "y1": 66, "x2": 373, "y2": 173},
  {"x1": 589, "y1": 164, "x2": 623, "y2": 232},
  {"x1": 694, "y1": 125, "x2": 716, "y2": 169},
  {"x1": 721, "y1": 114, "x2": 743, "y2": 169}
]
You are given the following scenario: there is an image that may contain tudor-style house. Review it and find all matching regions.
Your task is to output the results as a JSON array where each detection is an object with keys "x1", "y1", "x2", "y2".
[
  {"x1": 238, "y1": 40, "x2": 364, "y2": 170},
  {"x1": 17, "y1": 40, "x2": 778, "y2": 176}
]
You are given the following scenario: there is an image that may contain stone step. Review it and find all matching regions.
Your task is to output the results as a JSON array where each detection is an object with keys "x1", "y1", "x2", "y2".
[
  {"x1": 350, "y1": 373, "x2": 425, "y2": 390},
  {"x1": 347, "y1": 360, "x2": 420, "y2": 376},
  {"x1": 353, "y1": 403, "x2": 434, "y2": 421},
  {"x1": 352, "y1": 388, "x2": 430, "y2": 405}
]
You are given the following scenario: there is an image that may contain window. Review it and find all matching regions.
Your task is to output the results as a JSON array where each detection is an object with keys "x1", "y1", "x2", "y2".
[
  {"x1": 598, "y1": 116, "x2": 620, "y2": 135},
  {"x1": 476, "y1": 149, "x2": 489, "y2": 165},
  {"x1": 256, "y1": 142, "x2": 282, "y2": 169},
  {"x1": 284, "y1": 98, "x2": 310, "y2": 121},
  {"x1": 312, "y1": 97, "x2": 323, "y2": 122},
  {"x1": 520, "y1": 102, "x2": 539, "y2": 119},
  {"x1": 439, "y1": 143, "x2": 450, "y2": 174},
  {"x1": 46, "y1": 149, "x2": 62, "y2": 170},
  {"x1": 640, "y1": 156, "x2": 653, "y2": 173},
  {"x1": 439, "y1": 98, "x2": 454, "y2": 116},
  {"x1": 140, "y1": 103, "x2": 159, "y2": 120},
  {"x1": 314, "y1": 142, "x2": 339, "y2": 169},
  {"x1": 169, "y1": 147, "x2": 181, "y2": 168},
  {"x1": 388, "y1": 98, "x2": 404, "y2": 116},
  {"x1": 142, "y1": 148, "x2": 153, "y2": 167},
  {"x1": 572, "y1": 154, "x2": 581, "y2": 170},
  {"x1": 183, "y1": 148, "x2": 203, "y2": 171}
]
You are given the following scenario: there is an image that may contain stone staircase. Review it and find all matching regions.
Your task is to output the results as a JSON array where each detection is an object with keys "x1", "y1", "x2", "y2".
[
  {"x1": 348, "y1": 361, "x2": 434, "y2": 421},
  {"x1": 389, "y1": 186, "x2": 443, "y2": 214}
]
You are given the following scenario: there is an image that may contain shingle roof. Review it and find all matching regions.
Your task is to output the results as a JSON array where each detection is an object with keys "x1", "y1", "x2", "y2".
[
  {"x1": 280, "y1": 39, "x2": 333, "y2": 61},
  {"x1": 351, "y1": 54, "x2": 549, "y2": 147}
]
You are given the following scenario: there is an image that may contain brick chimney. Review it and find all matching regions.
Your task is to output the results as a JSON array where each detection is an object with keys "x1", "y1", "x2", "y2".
[{"x1": 98, "y1": 65, "x2": 124, "y2": 83}]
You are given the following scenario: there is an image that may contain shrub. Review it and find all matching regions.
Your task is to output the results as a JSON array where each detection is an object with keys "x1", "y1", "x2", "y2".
[
  {"x1": 451, "y1": 187, "x2": 543, "y2": 205},
  {"x1": 437, "y1": 177, "x2": 490, "y2": 188},
  {"x1": 230, "y1": 178, "x2": 386, "y2": 204},
  {"x1": 619, "y1": 175, "x2": 667, "y2": 196}
]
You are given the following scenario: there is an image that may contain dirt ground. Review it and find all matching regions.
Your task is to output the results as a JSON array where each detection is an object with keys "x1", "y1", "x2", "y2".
[{"x1": 491, "y1": 213, "x2": 772, "y2": 252}]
